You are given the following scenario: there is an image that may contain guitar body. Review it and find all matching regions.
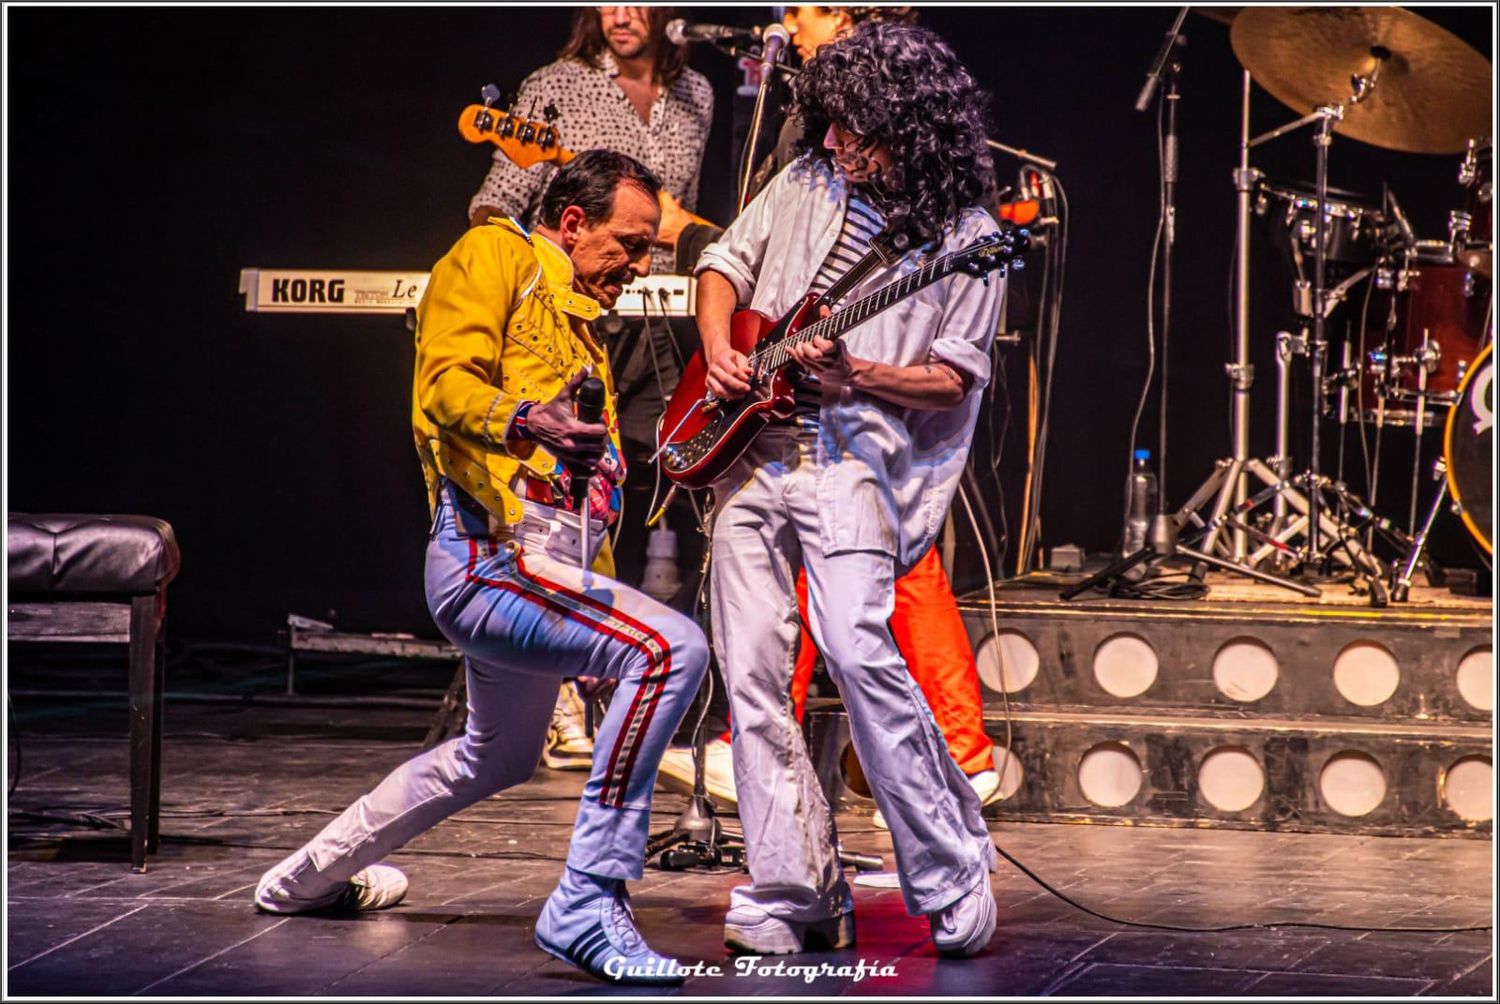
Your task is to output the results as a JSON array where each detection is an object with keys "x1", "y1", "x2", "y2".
[{"x1": 658, "y1": 294, "x2": 819, "y2": 489}]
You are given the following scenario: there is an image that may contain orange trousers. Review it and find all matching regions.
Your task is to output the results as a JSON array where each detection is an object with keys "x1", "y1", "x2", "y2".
[{"x1": 722, "y1": 546, "x2": 994, "y2": 777}]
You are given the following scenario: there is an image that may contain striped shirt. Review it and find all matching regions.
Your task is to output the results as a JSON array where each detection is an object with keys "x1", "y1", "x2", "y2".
[
  {"x1": 790, "y1": 189, "x2": 885, "y2": 419},
  {"x1": 808, "y1": 190, "x2": 885, "y2": 299}
]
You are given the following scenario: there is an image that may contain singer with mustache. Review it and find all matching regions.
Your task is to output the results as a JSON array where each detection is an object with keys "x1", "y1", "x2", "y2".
[
  {"x1": 254, "y1": 151, "x2": 708, "y2": 987},
  {"x1": 468, "y1": 5, "x2": 716, "y2": 773},
  {"x1": 693, "y1": 22, "x2": 1004, "y2": 958}
]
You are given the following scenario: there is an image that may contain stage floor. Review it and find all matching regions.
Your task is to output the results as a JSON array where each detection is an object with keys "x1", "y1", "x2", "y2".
[{"x1": 6, "y1": 693, "x2": 1493, "y2": 997}]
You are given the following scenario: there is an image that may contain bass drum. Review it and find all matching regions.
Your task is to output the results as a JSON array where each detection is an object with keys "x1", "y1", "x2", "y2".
[{"x1": 1444, "y1": 342, "x2": 1493, "y2": 552}]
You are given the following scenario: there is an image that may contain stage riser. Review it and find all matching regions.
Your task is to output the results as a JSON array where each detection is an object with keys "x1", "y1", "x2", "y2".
[
  {"x1": 805, "y1": 707, "x2": 1492, "y2": 838},
  {"x1": 957, "y1": 607, "x2": 1492, "y2": 723}
]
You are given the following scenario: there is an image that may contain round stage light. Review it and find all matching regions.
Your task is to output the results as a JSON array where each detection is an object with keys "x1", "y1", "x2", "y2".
[
  {"x1": 976, "y1": 630, "x2": 1039, "y2": 694},
  {"x1": 1331, "y1": 640, "x2": 1400, "y2": 707},
  {"x1": 990, "y1": 746, "x2": 1024, "y2": 802},
  {"x1": 1441, "y1": 756, "x2": 1492, "y2": 822},
  {"x1": 1212, "y1": 638, "x2": 1279, "y2": 702},
  {"x1": 1078, "y1": 741, "x2": 1143, "y2": 807},
  {"x1": 1092, "y1": 634, "x2": 1158, "y2": 698},
  {"x1": 1318, "y1": 751, "x2": 1387, "y2": 816},
  {"x1": 1455, "y1": 647, "x2": 1493, "y2": 712},
  {"x1": 1197, "y1": 746, "x2": 1265, "y2": 812}
]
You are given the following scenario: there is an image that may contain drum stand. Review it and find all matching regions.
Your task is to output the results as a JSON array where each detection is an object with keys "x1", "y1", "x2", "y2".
[{"x1": 1177, "y1": 70, "x2": 1390, "y2": 605}]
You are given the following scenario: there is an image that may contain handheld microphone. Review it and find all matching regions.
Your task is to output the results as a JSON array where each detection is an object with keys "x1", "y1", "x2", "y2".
[
  {"x1": 665, "y1": 19, "x2": 762, "y2": 45},
  {"x1": 569, "y1": 376, "x2": 607, "y2": 511},
  {"x1": 570, "y1": 376, "x2": 607, "y2": 573}
]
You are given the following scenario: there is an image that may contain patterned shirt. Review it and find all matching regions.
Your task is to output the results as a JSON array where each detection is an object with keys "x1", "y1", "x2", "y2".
[
  {"x1": 468, "y1": 52, "x2": 714, "y2": 275},
  {"x1": 793, "y1": 188, "x2": 885, "y2": 417},
  {"x1": 808, "y1": 189, "x2": 884, "y2": 299}
]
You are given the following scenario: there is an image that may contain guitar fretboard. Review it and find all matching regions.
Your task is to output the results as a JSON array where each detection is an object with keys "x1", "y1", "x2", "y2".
[{"x1": 749, "y1": 239, "x2": 1003, "y2": 374}]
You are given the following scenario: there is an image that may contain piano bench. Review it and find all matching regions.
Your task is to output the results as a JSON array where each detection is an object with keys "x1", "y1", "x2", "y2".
[{"x1": 7, "y1": 513, "x2": 181, "y2": 872}]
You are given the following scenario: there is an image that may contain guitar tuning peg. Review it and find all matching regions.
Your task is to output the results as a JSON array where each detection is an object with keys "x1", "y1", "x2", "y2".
[
  {"x1": 542, "y1": 102, "x2": 560, "y2": 123},
  {"x1": 1011, "y1": 258, "x2": 1025, "y2": 271},
  {"x1": 480, "y1": 83, "x2": 501, "y2": 108}
]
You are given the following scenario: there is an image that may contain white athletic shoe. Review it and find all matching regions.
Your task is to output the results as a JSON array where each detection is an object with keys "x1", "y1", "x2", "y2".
[
  {"x1": 254, "y1": 862, "x2": 409, "y2": 914},
  {"x1": 723, "y1": 902, "x2": 856, "y2": 955},
  {"x1": 873, "y1": 769, "x2": 1003, "y2": 830},
  {"x1": 543, "y1": 681, "x2": 594, "y2": 771},
  {"x1": 928, "y1": 879, "x2": 997, "y2": 958},
  {"x1": 655, "y1": 737, "x2": 737, "y2": 807}
]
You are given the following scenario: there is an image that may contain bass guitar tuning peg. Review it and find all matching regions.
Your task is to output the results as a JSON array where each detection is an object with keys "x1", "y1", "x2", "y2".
[
  {"x1": 542, "y1": 103, "x2": 560, "y2": 123},
  {"x1": 480, "y1": 83, "x2": 501, "y2": 108}
]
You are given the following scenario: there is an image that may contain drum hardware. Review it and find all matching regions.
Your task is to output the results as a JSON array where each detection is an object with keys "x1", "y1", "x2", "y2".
[
  {"x1": 1455, "y1": 136, "x2": 1492, "y2": 277},
  {"x1": 1390, "y1": 457, "x2": 1450, "y2": 603}
]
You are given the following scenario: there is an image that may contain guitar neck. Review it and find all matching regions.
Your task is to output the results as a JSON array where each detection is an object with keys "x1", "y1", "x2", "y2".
[{"x1": 751, "y1": 250, "x2": 968, "y2": 374}]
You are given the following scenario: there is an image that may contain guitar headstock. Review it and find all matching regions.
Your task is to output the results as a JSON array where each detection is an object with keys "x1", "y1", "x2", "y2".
[
  {"x1": 954, "y1": 227, "x2": 1031, "y2": 277},
  {"x1": 457, "y1": 103, "x2": 572, "y2": 169}
]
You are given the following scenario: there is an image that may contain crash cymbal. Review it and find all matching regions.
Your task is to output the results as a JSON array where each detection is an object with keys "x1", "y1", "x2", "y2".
[{"x1": 1231, "y1": 7, "x2": 1492, "y2": 154}]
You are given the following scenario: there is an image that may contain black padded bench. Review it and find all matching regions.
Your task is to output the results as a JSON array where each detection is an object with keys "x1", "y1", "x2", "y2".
[{"x1": 7, "y1": 513, "x2": 181, "y2": 871}]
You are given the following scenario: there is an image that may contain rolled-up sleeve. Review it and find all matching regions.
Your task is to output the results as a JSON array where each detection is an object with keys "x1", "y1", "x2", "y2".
[
  {"x1": 692, "y1": 161, "x2": 799, "y2": 306},
  {"x1": 927, "y1": 213, "x2": 1006, "y2": 392}
]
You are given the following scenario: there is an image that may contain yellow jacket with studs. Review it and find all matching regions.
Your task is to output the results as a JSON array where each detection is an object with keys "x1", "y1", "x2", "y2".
[{"x1": 411, "y1": 217, "x2": 621, "y2": 568}]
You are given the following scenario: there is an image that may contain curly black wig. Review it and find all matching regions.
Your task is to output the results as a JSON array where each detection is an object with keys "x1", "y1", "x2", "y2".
[{"x1": 791, "y1": 21, "x2": 995, "y2": 245}]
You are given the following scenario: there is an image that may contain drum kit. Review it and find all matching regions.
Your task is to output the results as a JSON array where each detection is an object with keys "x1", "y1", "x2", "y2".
[{"x1": 1179, "y1": 7, "x2": 1492, "y2": 604}]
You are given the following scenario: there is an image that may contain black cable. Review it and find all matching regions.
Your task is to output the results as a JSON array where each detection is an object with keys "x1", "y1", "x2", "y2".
[
  {"x1": 1106, "y1": 573, "x2": 1209, "y2": 601},
  {"x1": 1124, "y1": 95, "x2": 1167, "y2": 549},
  {"x1": 994, "y1": 842, "x2": 1489, "y2": 935}
]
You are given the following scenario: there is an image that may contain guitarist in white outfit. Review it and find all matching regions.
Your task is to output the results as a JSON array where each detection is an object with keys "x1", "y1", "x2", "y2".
[{"x1": 692, "y1": 21, "x2": 1006, "y2": 958}]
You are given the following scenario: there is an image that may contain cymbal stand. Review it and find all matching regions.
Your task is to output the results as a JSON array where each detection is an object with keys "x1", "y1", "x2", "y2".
[{"x1": 1178, "y1": 68, "x2": 1391, "y2": 602}]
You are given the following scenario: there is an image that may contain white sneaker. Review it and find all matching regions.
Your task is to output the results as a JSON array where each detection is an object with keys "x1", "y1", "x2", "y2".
[
  {"x1": 723, "y1": 902, "x2": 856, "y2": 955},
  {"x1": 928, "y1": 878, "x2": 997, "y2": 958},
  {"x1": 255, "y1": 862, "x2": 408, "y2": 914},
  {"x1": 873, "y1": 769, "x2": 1004, "y2": 830},
  {"x1": 544, "y1": 681, "x2": 594, "y2": 771},
  {"x1": 654, "y1": 737, "x2": 737, "y2": 807}
]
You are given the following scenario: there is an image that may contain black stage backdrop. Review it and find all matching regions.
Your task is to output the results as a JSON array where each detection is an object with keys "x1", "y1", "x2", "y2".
[{"x1": 6, "y1": 6, "x2": 1492, "y2": 638}]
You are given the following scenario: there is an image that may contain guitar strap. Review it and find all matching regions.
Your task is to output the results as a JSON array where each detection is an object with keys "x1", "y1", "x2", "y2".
[{"x1": 811, "y1": 227, "x2": 910, "y2": 310}]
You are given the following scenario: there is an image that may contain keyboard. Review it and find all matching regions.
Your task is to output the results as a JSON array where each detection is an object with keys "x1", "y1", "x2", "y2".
[{"x1": 239, "y1": 269, "x2": 695, "y2": 317}]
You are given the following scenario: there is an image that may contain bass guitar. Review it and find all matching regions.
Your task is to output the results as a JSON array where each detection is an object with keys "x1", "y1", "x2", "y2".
[
  {"x1": 457, "y1": 86, "x2": 717, "y2": 230},
  {"x1": 656, "y1": 228, "x2": 1029, "y2": 489}
]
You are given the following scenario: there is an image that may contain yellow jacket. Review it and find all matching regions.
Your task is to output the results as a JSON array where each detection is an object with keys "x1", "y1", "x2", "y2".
[{"x1": 412, "y1": 218, "x2": 622, "y2": 568}]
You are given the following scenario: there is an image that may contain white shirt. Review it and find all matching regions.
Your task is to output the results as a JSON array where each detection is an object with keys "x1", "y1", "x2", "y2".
[{"x1": 694, "y1": 156, "x2": 1006, "y2": 569}]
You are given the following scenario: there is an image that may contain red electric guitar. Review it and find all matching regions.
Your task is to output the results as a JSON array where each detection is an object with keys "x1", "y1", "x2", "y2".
[{"x1": 656, "y1": 228, "x2": 1029, "y2": 488}]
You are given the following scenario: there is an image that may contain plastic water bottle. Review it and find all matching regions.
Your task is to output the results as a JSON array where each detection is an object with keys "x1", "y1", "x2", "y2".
[{"x1": 1123, "y1": 449, "x2": 1158, "y2": 557}]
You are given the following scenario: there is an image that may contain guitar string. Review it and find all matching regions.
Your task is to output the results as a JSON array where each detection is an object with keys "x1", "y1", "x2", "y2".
[{"x1": 750, "y1": 237, "x2": 1012, "y2": 375}]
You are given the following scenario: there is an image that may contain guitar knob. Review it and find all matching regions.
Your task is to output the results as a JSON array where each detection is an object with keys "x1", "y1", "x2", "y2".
[
  {"x1": 481, "y1": 83, "x2": 502, "y2": 108},
  {"x1": 543, "y1": 102, "x2": 561, "y2": 123},
  {"x1": 1010, "y1": 259, "x2": 1025, "y2": 271}
]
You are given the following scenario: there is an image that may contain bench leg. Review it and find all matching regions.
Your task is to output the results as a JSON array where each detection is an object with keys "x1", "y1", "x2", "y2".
[
  {"x1": 128, "y1": 594, "x2": 161, "y2": 872},
  {"x1": 149, "y1": 624, "x2": 165, "y2": 853}
]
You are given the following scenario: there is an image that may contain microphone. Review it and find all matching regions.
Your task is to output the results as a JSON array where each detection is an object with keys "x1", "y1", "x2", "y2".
[
  {"x1": 758, "y1": 23, "x2": 790, "y2": 64},
  {"x1": 569, "y1": 376, "x2": 607, "y2": 512},
  {"x1": 665, "y1": 19, "x2": 762, "y2": 45},
  {"x1": 570, "y1": 376, "x2": 606, "y2": 572}
]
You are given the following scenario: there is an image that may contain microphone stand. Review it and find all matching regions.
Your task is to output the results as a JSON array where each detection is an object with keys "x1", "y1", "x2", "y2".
[{"x1": 736, "y1": 26, "x2": 788, "y2": 210}]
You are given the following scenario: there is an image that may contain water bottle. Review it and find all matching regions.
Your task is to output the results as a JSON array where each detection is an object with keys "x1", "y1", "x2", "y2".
[{"x1": 1123, "y1": 449, "x2": 1158, "y2": 557}]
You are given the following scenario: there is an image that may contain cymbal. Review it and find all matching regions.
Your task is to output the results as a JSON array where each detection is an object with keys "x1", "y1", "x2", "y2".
[{"x1": 1231, "y1": 7, "x2": 1492, "y2": 154}]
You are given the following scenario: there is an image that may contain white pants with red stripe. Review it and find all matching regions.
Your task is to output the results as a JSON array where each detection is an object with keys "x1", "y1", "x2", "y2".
[{"x1": 265, "y1": 488, "x2": 709, "y2": 899}]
